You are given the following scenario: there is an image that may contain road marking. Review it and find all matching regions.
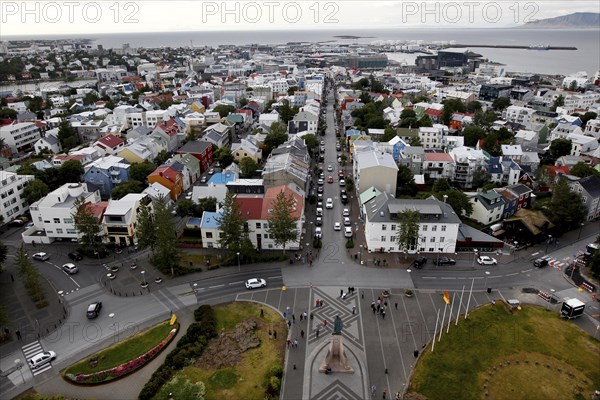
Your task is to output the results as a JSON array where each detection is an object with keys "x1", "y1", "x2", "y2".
[
  {"x1": 522, "y1": 268, "x2": 533, "y2": 273},
  {"x1": 70, "y1": 276, "x2": 80, "y2": 288},
  {"x1": 505, "y1": 273, "x2": 519, "y2": 277},
  {"x1": 229, "y1": 281, "x2": 244, "y2": 285},
  {"x1": 208, "y1": 285, "x2": 224, "y2": 289},
  {"x1": 22, "y1": 340, "x2": 53, "y2": 376},
  {"x1": 268, "y1": 275, "x2": 282, "y2": 279},
  {"x1": 422, "y1": 277, "x2": 437, "y2": 279},
  {"x1": 440, "y1": 277, "x2": 456, "y2": 280}
]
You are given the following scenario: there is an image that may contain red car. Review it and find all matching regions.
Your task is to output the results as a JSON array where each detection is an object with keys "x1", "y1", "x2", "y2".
[
  {"x1": 327, "y1": 176, "x2": 334, "y2": 183},
  {"x1": 338, "y1": 170, "x2": 344, "y2": 178}
]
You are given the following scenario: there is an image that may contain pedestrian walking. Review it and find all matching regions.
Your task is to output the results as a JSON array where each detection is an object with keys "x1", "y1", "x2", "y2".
[
  {"x1": 287, "y1": 320, "x2": 292, "y2": 328},
  {"x1": 316, "y1": 299, "x2": 320, "y2": 307},
  {"x1": 395, "y1": 391, "x2": 401, "y2": 400},
  {"x1": 323, "y1": 319, "x2": 328, "y2": 327},
  {"x1": 373, "y1": 306, "x2": 376, "y2": 314},
  {"x1": 310, "y1": 259, "x2": 313, "y2": 267},
  {"x1": 292, "y1": 314, "x2": 296, "y2": 323},
  {"x1": 268, "y1": 329, "x2": 272, "y2": 338},
  {"x1": 294, "y1": 339, "x2": 298, "y2": 348},
  {"x1": 340, "y1": 289, "x2": 344, "y2": 297},
  {"x1": 316, "y1": 328, "x2": 320, "y2": 338},
  {"x1": 283, "y1": 311, "x2": 287, "y2": 319},
  {"x1": 395, "y1": 302, "x2": 398, "y2": 310},
  {"x1": 3, "y1": 328, "x2": 9, "y2": 338},
  {"x1": 371, "y1": 301, "x2": 375, "y2": 309},
  {"x1": 273, "y1": 330, "x2": 277, "y2": 339},
  {"x1": 303, "y1": 311, "x2": 307, "y2": 319},
  {"x1": 352, "y1": 306, "x2": 356, "y2": 315},
  {"x1": 383, "y1": 388, "x2": 387, "y2": 399},
  {"x1": 382, "y1": 310, "x2": 386, "y2": 319},
  {"x1": 260, "y1": 308, "x2": 264, "y2": 317},
  {"x1": 16, "y1": 330, "x2": 21, "y2": 340},
  {"x1": 287, "y1": 339, "x2": 292, "y2": 348},
  {"x1": 301, "y1": 330, "x2": 304, "y2": 338},
  {"x1": 300, "y1": 313, "x2": 303, "y2": 321},
  {"x1": 377, "y1": 304, "x2": 381, "y2": 312}
]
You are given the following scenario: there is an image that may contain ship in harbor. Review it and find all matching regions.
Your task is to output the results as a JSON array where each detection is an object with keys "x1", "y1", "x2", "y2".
[{"x1": 528, "y1": 44, "x2": 550, "y2": 50}]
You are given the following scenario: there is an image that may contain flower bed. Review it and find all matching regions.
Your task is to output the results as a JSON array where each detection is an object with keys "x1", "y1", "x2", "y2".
[{"x1": 64, "y1": 325, "x2": 178, "y2": 385}]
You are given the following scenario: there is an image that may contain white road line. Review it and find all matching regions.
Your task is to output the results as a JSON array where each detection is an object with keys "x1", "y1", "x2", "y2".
[
  {"x1": 440, "y1": 277, "x2": 456, "y2": 280},
  {"x1": 422, "y1": 277, "x2": 437, "y2": 279},
  {"x1": 208, "y1": 284, "x2": 224, "y2": 289},
  {"x1": 522, "y1": 268, "x2": 533, "y2": 273},
  {"x1": 229, "y1": 281, "x2": 244, "y2": 285},
  {"x1": 268, "y1": 275, "x2": 282, "y2": 279},
  {"x1": 505, "y1": 273, "x2": 519, "y2": 277},
  {"x1": 70, "y1": 276, "x2": 80, "y2": 288}
]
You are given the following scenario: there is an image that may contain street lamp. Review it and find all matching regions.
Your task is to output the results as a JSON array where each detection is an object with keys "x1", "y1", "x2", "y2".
[
  {"x1": 359, "y1": 245, "x2": 363, "y2": 264},
  {"x1": 546, "y1": 288, "x2": 555, "y2": 310},
  {"x1": 14, "y1": 359, "x2": 25, "y2": 384},
  {"x1": 310, "y1": 221, "x2": 314, "y2": 237},
  {"x1": 578, "y1": 222, "x2": 585, "y2": 240},
  {"x1": 141, "y1": 270, "x2": 147, "y2": 287},
  {"x1": 546, "y1": 234, "x2": 552, "y2": 253},
  {"x1": 484, "y1": 271, "x2": 490, "y2": 290},
  {"x1": 106, "y1": 273, "x2": 113, "y2": 292},
  {"x1": 236, "y1": 252, "x2": 240, "y2": 272},
  {"x1": 513, "y1": 241, "x2": 519, "y2": 261},
  {"x1": 472, "y1": 248, "x2": 478, "y2": 267}
]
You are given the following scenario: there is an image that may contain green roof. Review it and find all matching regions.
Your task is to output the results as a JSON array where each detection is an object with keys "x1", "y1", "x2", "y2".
[{"x1": 226, "y1": 114, "x2": 244, "y2": 123}]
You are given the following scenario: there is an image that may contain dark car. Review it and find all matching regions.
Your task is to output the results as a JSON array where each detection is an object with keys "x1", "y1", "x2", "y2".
[
  {"x1": 341, "y1": 194, "x2": 348, "y2": 204},
  {"x1": 412, "y1": 256, "x2": 427, "y2": 268},
  {"x1": 433, "y1": 257, "x2": 456, "y2": 266},
  {"x1": 68, "y1": 251, "x2": 83, "y2": 261},
  {"x1": 86, "y1": 301, "x2": 102, "y2": 319},
  {"x1": 533, "y1": 258, "x2": 549, "y2": 268}
]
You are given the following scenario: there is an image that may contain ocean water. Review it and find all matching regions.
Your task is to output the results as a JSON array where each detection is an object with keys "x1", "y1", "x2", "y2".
[{"x1": 5, "y1": 28, "x2": 600, "y2": 76}]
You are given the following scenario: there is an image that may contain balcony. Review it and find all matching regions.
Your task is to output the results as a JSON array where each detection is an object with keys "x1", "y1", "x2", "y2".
[
  {"x1": 110, "y1": 169, "x2": 120, "y2": 176},
  {"x1": 111, "y1": 178, "x2": 122, "y2": 184}
]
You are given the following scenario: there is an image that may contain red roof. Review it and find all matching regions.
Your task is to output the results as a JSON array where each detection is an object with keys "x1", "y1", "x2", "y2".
[
  {"x1": 149, "y1": 166, "x2": 180, "y2": 183},
  {"x1": 545, "y1": 165, "x2": 570, "y2": 177},
  {"x1": 261, "y1": 186, "x2": 304, "y2": 220},
  {"x1": 236, "y1": 109, "x2": 252, "y2": 118},
  {"x1": 87, "y1": 201, "x2": 109, "y2": 221},
  {"x1": 97, "y1": 134, "x2": 124, "y2": 149},
  {"x1": 154, "y1": 119, "x2": 179, "y2": 137},
  {"x1": 235, "y1": 196, "x2": 264, "y2": 220},
  {"x1": 424, "y1": 152, "x2": 453, "y2": 162},
  {"x1": 425, "y1": 109, "x2": 443, "y2": 117},
  {"x1": 54, "y1": 154, "x2": 85, "y2": 162}
]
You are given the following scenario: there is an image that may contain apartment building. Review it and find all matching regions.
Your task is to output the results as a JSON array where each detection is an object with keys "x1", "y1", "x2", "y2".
[
  {"x1": 0, "y1": 171, "x2": 34, "y2": 222},
  {"x1": 0, "y1": 122, "x2": 41, "y2": 154}
]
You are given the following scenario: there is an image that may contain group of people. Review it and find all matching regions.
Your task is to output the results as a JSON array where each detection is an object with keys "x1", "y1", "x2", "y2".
[
  {"x1": 371, "y1": 298, "x2": 388, "y2": 319},
  {"x1": 373, "y1": 258, "x2": 387, "y2": 266}
]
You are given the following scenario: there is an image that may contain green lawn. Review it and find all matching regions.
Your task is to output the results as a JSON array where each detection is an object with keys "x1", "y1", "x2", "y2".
[
  {"x1": 408, "y1": 303, "x2": 600, "y2": 400},
  {"x1": 63, "y1": 321, "x2": 173, "y2": 375}
]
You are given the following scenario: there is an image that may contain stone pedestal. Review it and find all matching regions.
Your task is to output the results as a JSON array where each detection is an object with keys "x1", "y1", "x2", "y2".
[{"x1": 319, "y1": 335, "x2": 354, "y2": 374}]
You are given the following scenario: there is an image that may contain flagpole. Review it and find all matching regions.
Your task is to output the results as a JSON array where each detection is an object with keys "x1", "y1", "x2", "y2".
[
  {"x1": 447, "y1": 292, "x2": 456, "y2": 334},
  {"x1": 456, "y1": 285, "x2": 465, "y2": 326},
  {"x1": 465, "y1": 278, "x2": 475, "y2": 320},
  {"x1": 432, "y1": 308, "x2": 440, "y2": 352},
  {"x1": 439, "y1": 303, "x2": 447, "y2": 342}
]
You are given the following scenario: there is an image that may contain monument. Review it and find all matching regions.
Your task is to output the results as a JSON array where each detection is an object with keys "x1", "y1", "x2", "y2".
[{"x1": 319, "y1": 315, "x2": 354, "y2": 374}]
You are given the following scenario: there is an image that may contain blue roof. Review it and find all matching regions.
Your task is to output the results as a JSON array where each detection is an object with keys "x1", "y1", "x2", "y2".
[
  {"x1": 200, "y1": 210, "x2": 223, "y2": 229},
  {"x1": 208, "y1": 171, "x2": 236, "y2": 185}
]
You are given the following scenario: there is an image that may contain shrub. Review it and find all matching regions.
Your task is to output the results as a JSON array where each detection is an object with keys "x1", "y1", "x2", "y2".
[{"x1": 345, "y1": 239, "x2": 354, "y2": 248}]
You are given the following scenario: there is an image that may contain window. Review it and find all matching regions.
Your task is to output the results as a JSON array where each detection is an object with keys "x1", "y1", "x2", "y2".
[
  {"x1": 429, "y1": 247, "x2": 434, "y2": 252},
  {"x1": 56, "y1": 228, "x2": 63, "y2": 234},
  {"x1": 440, "y1": 237, "x2": 445, "y2": 243},
  {"x1": 264, "y1": 234, "x2": 269, "y2": 239},
  {"x1": 422, "y1": 225, "x2": 428, "y2": 231},
  {"x1": 391, "y1": 224, "x2": 396, "y2": 231},
  {"x1": 64, "y1": 218, "x2": 73, "y2": 224},
  {"x1": 256, "y1": 222, "x2": 261, "y2": 229},
  {"x1": 382, "y1": 224, "x2": 387, "y2": 231},
  {"x1": 53, "y1": 218, "x2": 60, "y2": 224},
  {"x1": 390, "y1": 236, "x2": 396, "y2": 242},
  {"x1": 207, "y1": 242, "x2": 213, "y2": 248},
  {"x1": 421, "y1": 237, "x2": 426, "y2": 243},
  {"x1": 206, "y1": 232, "x2": 213, "y2": 238},
  {"x1": 432, "y1": 225, "x2": 437, "y2": 232},
  {"x1": 430, "y1": 237, "x2": 436, "y2": 243},
  {"x1": 381, "y1": 236, "x2": 386, "y2": 242},
  {"x1": 441, "y1": 225, "x2": 446, "y2": 232}
]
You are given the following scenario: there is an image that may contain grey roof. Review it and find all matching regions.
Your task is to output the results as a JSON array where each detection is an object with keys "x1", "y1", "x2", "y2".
[
  {"x1": 578, "y1": 175, "x2": 600, "y2": 198},
  {"x1": 43, "y1": 135, "x2": 59, "y2": 145},
  {"x1": 178, "y1": 140, "x2": 212, "y2": 154},
  {"x1": 457, "y1": 224, "x2": 504, "y2": 243},
  {"x1": 365, "y1": 192, "x2": 462, "y2": 224},
  {"x1": 355, "y1": 150, "x2": 398, "y2": 171},
  {"x1": 507, "y1": 183, "x2": 532, "y2": 196},
  {"x1": 404, "y1": 146, "x2": 424, "y2": 156}
]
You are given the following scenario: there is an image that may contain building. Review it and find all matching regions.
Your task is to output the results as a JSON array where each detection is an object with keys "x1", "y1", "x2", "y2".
[
  {"x1": 567, "y1": 175, "x2": 600, "y2": 221},
  {"x1": 479, "y1": 84, "x2": 512, "y2": 101},
  {"x1": 147, "y1": 165, "x2": 184, "y2": 201},
  {"x1": 422, "y1": 151, "x2": 454, "y2": 181},
  {"x1": 363, "y1": 193, "x2": 461, "y2": 254},
  {"x1": 34, "y1": 132, "x2": 62, "y2": 155},
  {"x1": 503, "y1": 106, "x2": 536, "y2": 126},
  {"x1": 168, "y1": 154, "x2": 201, "y2": 184},
  {"x1": 118, "y1": 135, "x2": 161, "y2": 164},
  {"x1": 418, "y1": 127, "x2": 446, "y2": 150},
  {"x1": 201, "y1": 122, "x2": 231, "y2": 148},
  {"x1": 0, "y1": 122, "x2": 41, "y2": 154},
  {"x1": 93, "y1": 134, "x2": 125, "y2": 156},
  {"x1": 288, "y1": 110, "x2": 318, "y2": 135},
  {"x1": 200, "y1": 209, "x2": 224, "y2": 248},
  {"x1": 468, "y1": 190, "x2": 506, "y2": 225},
  {"x1": 83, "y1": 155, "x2": 131, "y2": 199},
  {"x1": 176, "y1": 140, "x2": 214, "y2": 172},
  {"x1": 0, "y1": 171, "x2": 34, "y2": 223},
  {"x1": 27, "y1": 183, "x2": 102, "y2": 244},
  {"x1": 353, "y1": 149, "x2": 399, "y2": 196},
  {"x1": 102, "y1": 193, "x2": 152, "y2": 247},
  {"x1": 449, "y1": 147, "x2": 488, "y2": 188},
  {"x1": 231, "y1": 136, "x2": 262, "y2": 163}
]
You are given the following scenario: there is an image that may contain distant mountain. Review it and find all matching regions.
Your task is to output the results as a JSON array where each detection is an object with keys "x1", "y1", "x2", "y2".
[{"x1": 521, "y1": 12, "x2": 600, "y2": 28}]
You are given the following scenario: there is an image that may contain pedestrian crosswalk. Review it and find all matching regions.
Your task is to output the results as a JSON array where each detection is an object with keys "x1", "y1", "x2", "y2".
[
  {"x1": 540, "y1": 255, "x2": 567, "y2": 270},
  {"x1": 21, "y1": 340, "x2": 52, "y2": 376}
]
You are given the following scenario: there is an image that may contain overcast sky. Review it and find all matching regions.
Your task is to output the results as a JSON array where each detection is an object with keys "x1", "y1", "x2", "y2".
[{"x1": 1, "y1": 1, "x2": 599, "y2": 36}]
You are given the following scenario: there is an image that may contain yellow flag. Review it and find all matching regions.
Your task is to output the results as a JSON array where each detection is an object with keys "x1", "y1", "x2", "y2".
[
  {"x1": 169, "y1": 314, "x2": 177, "y2": 325},
  {"x1": 443, "y1": 291, "x2": 451, "y2": 305}
]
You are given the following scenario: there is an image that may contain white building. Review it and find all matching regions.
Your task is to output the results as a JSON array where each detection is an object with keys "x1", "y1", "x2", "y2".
[
  {"x1": 503, "y1": 106, "x2": 536, "y2": 126},
  {"x1": 363, "y1": 193, "x2": 461, "y2": 254},
  {"x1": 353, "y1": 149, "x2": 399, "y2": 196},
  {"x1": 125, "y1": 109, "x2": 168, "y2": 129},
  {"x1": 418, "y1": 126, "x2": 446, "y2": 150},
  {"x1": 568, "y1": 133, "x2": 599, "y2": 157},
  {"x1": 102, "y1": 193, "x2": 152, "y2": 247},
  {"x1": 0, "y1": 122, "x2": 41, "y2": 153},
  {"x1": 27, "y1": 183, "x2": 102, "y2": 244},
  {"x1": 0, "y1": 171, "x2": 34, "y2": 223}
]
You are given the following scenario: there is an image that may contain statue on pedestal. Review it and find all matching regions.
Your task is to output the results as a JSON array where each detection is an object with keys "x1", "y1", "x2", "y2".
[{"x1": 319, "y1": 315, "x2": 354, "y2": 374}]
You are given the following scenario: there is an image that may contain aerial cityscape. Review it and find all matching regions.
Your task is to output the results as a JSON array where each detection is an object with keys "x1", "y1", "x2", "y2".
[{"x1": 1, "y1": 2, "x2": 599, "y2": 400}]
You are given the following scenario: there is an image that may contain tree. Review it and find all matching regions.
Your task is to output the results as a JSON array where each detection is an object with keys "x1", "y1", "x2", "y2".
[
  {"x1": 176, "y1": 198, "x2": 196, "y2": 217},
  {"x1": 474, "y1": 110, "x2": 498, "y2": 128},
  {"x1": 213, "y1": 104, "x2": 236, "y2": 118},
  {"x1": 16, "y1": 245, "x2": 45, "y2": 303},
  {"x1": 442, "y1": 99, "x2": 466, "y2": 125},
  {"x1": 551, "y1": 95, "x2": 564, "y2": 112},
  {"x1": 154, "y1": 150, "x2": 170, "y2": 166},
  {"x1": 397, "y1": 210, "x2": 420, "y2": 255},
  {"x1": 481, "y1": 131, "x2": 501, "y2": 156},
  {"x1": 16, "y1": 163, "x2": 39, "y2": 177},
  {"x1": 396, "y1": 165, "x2": 418, "y2": 197},
  {"x1": 0, "y1": 241, "x2": 7, "y2": 273},
  {"x1": 0, "y1": 108, "x2": 17, "y2": 119},
  {"x1": 150, "y1": 196, "x2": 180, "y2": 275},
  {"x1": 570, "y1": 162, "x2": 600, "y2": 178},
  {"x1": 129, "y1": 161, "x2": 156, "y2": 184},
  {"x1": 135, "y1": 201, "x2": 156, "y2": 251},
  {"x1": 111, "y1": 180, "x2": 144, "y2": 199},
  {"x1": 239, "y1": 157, "x2": 259, "y2": 178},
  {"x1": 418, "y1": 115, "x2": 433, "y2": 128},
  {"x1": 492, "y1": 97, "x2": 511, "y2": 110},
  {"x1": 266, "y1": 190, "x2": 299, "y2": 252},
  {"x1": 57, "y1": 120, "x2": 79, "y2": 151},
  {"x1": 432, "y1": 179, "x2": 452, "y2": 193},
  {"x1": 59, "y1": 160, "x2": 84, "y2": 183},
  {"x1": 345, "y1": 176, "x2": 355, "y2": 192},
  {"x1": 302, "y1": 134, "x2": 319, "y2": 155},
  {"x1": 216, "y1": 191, "x2": 246, "y2": 254},
  {"x1": 214, "y1": 146, "x2": 233, "y2": 168},
  {"x1": 380, "y1": 127, "x2": 397, "y2": 142},
  {"x1": 436, "y1": 189, "x2": 473, "y2": 217},
  {"x1": 264, "y1": 125, "x2": 288, "y2": 157},
  {"x1": 198, "y1": 197, "x2": 217, "y2": 213},
  {"x1": 410, "y1": 136, "x2": 422, "y2": 146},
  {"x1": 22, "y1": 179, "x2": 49, "y2": 205},
  {"x1": 549, "y1": 139, "x2": 572, "y2": 159},
  {"x1": 278, "y1": 99, "x2": 298, "y2": 124},
  {"x1": 72, "y1": 197, "x2": 102, "y2": 253},
  {"x1": 466, "y1": 101, "x2": 482, "y2": 113},
  {"x1": 589, "y1": 249, "x2": 600, "y2": 279},
  {"x1": 462, "y1": 126, "x2": 486, "y2": 147},
  {"x1": 472, "y1": 168, "x2": 491, "y2": 188},
  {"x1": 568, "y1": 80, "x2": 578, "y2": 91},
  {"x1": 580, "y1": 111, "x2": 597, "y2": 128},
  {"x1": 400, "y1": 109, "x2": 417, "y2": 120},
  {"x1": 548, "y1": 179, "x2": 586, "y2": 230}
]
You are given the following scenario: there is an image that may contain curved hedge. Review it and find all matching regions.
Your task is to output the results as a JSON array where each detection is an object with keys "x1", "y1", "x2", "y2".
[{"x1": 64, "y1": 324, "x2": 178, "y2": 385}]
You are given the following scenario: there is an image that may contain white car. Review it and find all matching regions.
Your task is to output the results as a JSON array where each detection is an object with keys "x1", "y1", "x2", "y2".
[
  {"x1": 326, "y1": 198, "x2": 334, "y2": 209},
  {"x1": 327, "y1": 164, "x2": 333, "y2": 172},
  {"x1": 29, "y1": 351, "x2": 56, "y2": 369},
  {"x1": 477, "y1": 256, "x2": 498, "y2": 265},
  {"x1": 32, "y1": 252, "x2": 50, "y2": 261},
  {"x1": 62, "y1": 263, "x2": 78, "y2": 274},
  {"x1": 208, "y1": 168, "x2": 215, "y2": 175},
  {"x1": 314, "y1": 227, "x2": 323, "y2": 238},
  {"x1": 245, "y1": 278, "x2": 266, "y2": 289},
  {"x1": 339, "y1": 179, "x2": 345, "y2": 186},
  {"x1": 185, "y1": 192, "x2": 192, "y2": 200},
  {"x1": 344, "y1": 227, "x2": 353, "y2": 238},
  {"x1": 344, "y1": 217, "x2": 351, "y2": 226},
  {"x1": 317, "y1": 178, "x2": 324, "y2": 185},
  {"x1": 343, "y1": 208, "x2": 350, "y2": 217},
  {"x1": 334, "y1": 222, "x2": 341, "y2": 231}
]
